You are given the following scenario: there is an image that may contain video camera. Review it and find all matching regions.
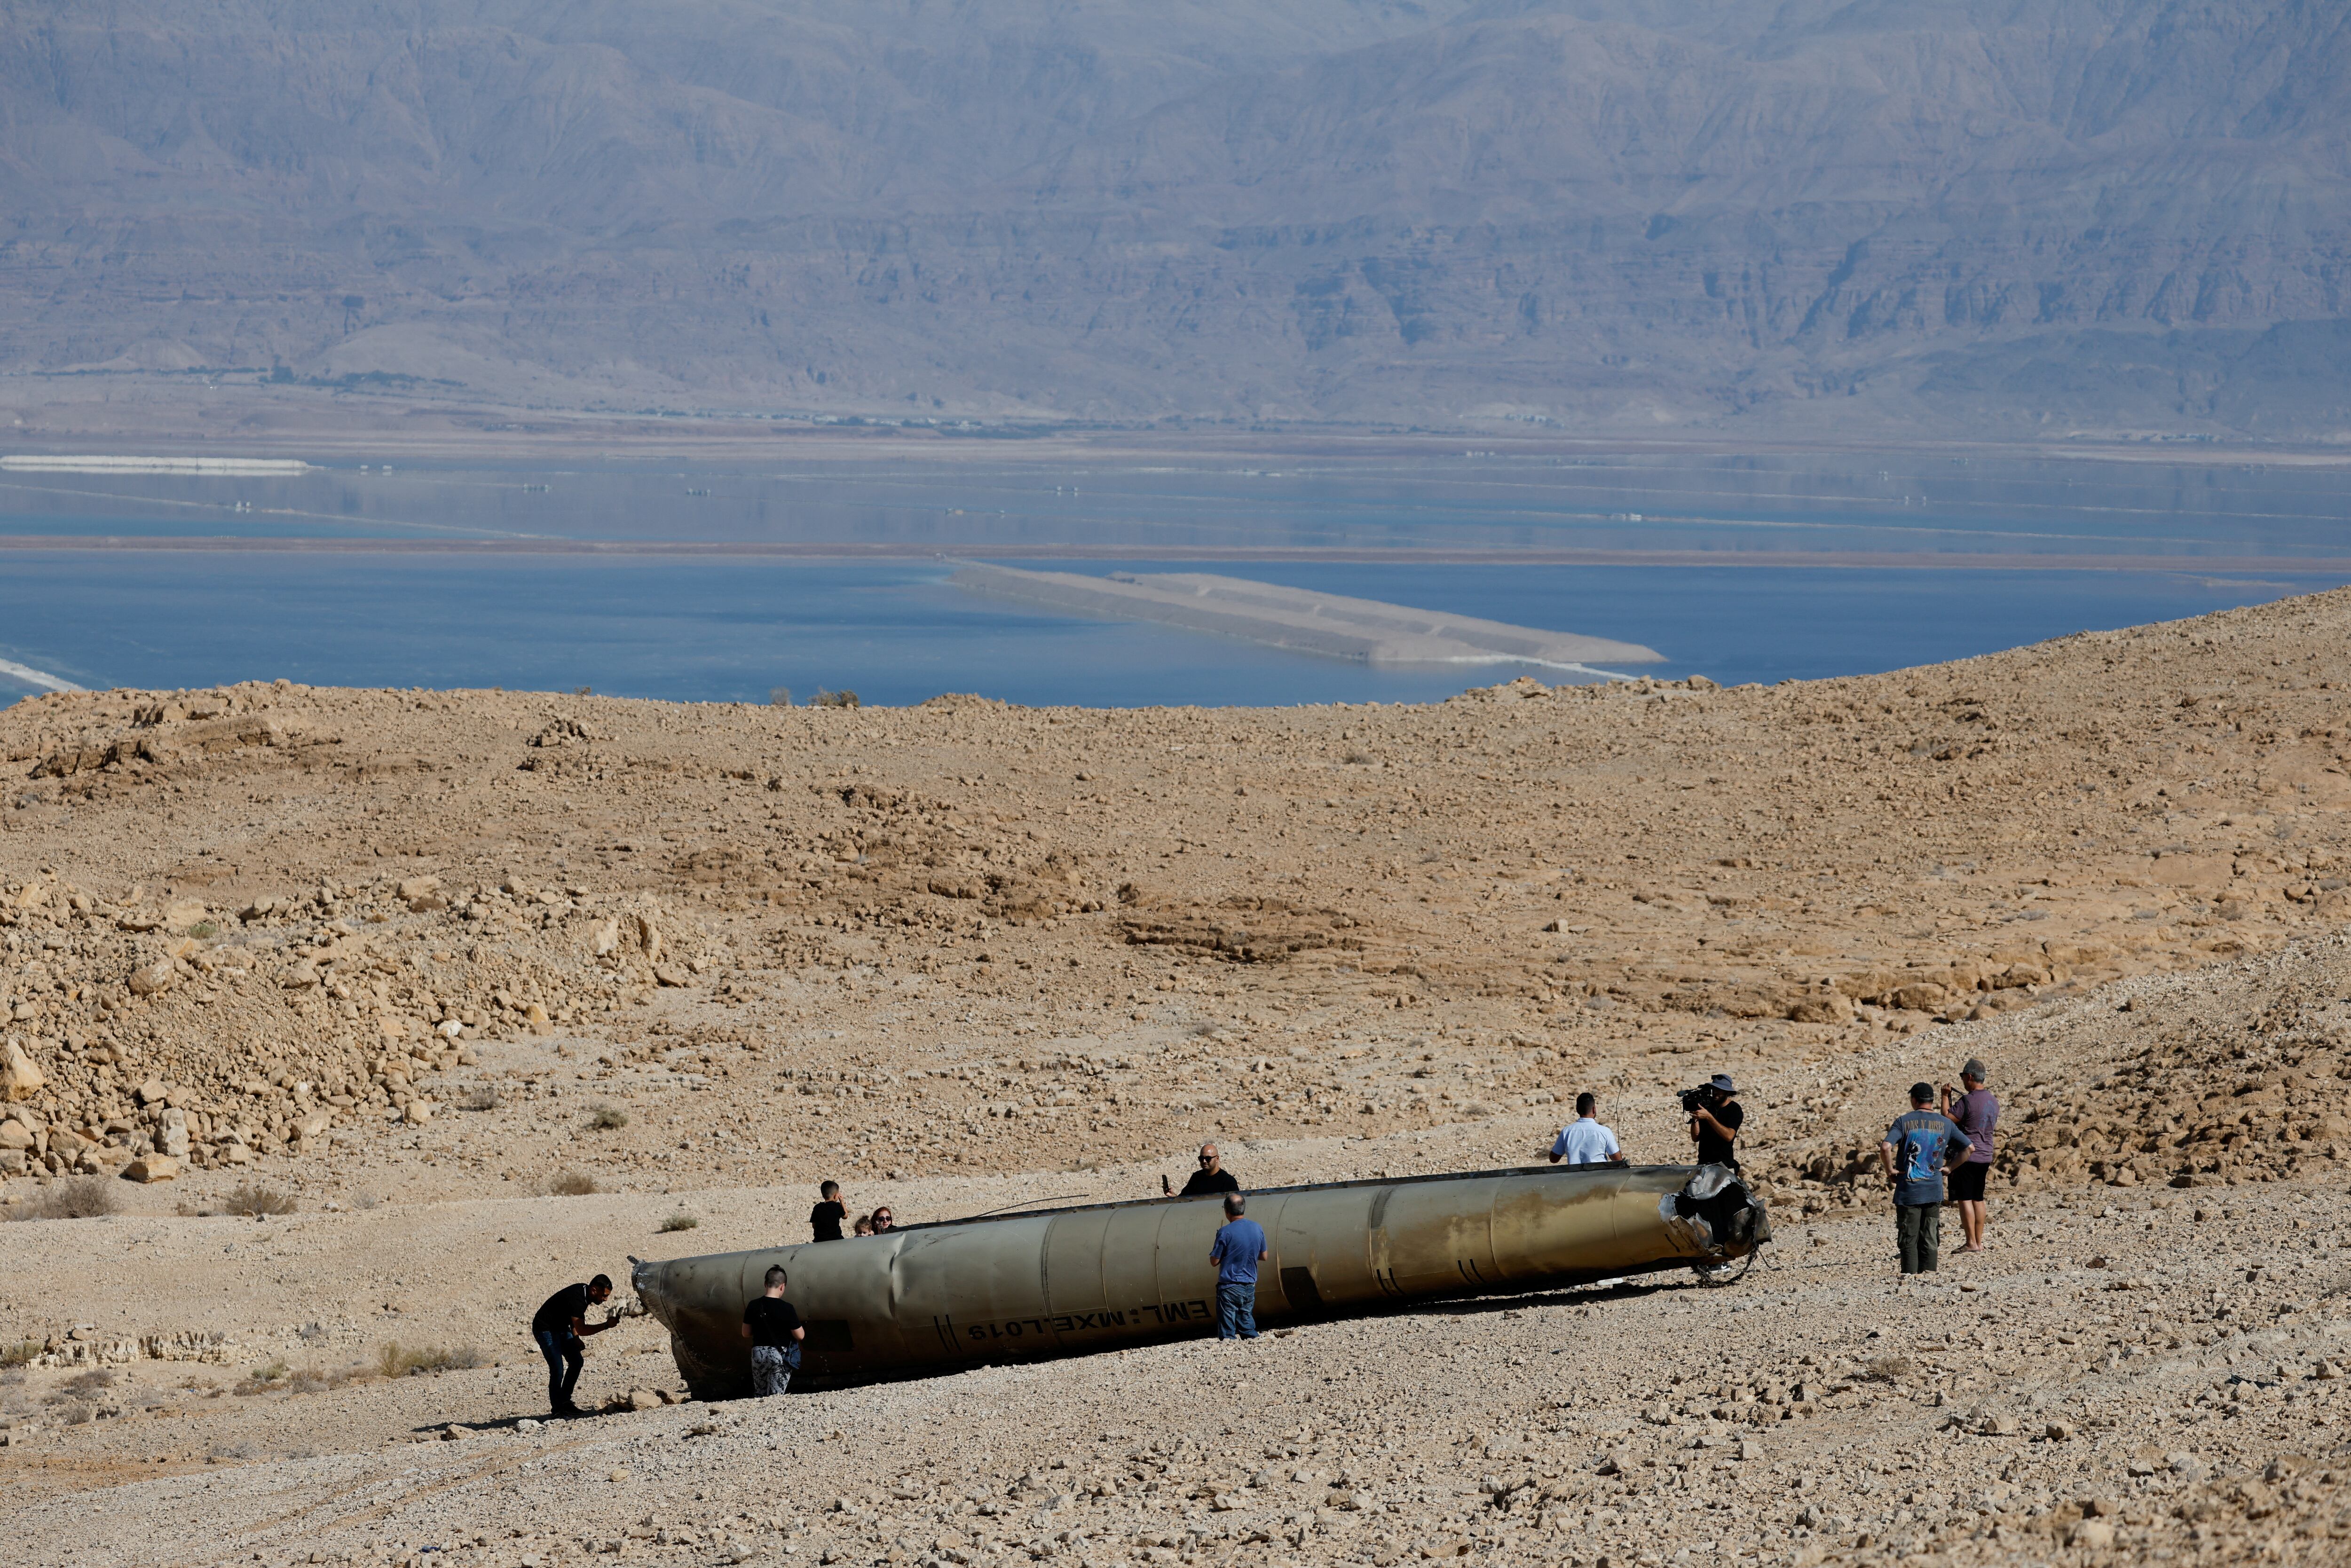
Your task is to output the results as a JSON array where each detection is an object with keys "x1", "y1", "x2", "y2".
[{"x1": 1676, "y1": 1083, "x2": 1723, "y2": 1116}]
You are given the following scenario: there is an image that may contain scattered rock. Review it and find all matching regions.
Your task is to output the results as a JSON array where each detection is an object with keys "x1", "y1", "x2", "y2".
[
  {"x1": 123, "y1": 1154, "x2": 178, "y2": 1182},
  {"x1": 2070, "y1": 1519, "x2": 2115, "y2": 1549}
]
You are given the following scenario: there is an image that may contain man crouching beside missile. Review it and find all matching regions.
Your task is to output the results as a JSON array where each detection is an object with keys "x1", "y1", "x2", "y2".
[{"x1": 741, "y1": 1265, "x2": 805, "y2": 1395}]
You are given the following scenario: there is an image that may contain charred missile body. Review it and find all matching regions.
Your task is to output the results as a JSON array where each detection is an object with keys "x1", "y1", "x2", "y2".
[{"x1": 635, "y1": 1163, "x2": 1767, "y2": 1397}]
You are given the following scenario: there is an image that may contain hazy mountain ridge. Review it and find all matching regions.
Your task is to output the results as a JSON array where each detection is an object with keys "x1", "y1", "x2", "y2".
[{"x1": 0, "y1": 0, "x2": 2344, "y2": 434}]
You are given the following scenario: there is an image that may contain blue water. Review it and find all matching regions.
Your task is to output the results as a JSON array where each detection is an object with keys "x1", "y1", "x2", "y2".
[
  {"x1": 0, "y1": 449, "x2": 2345, "y2": 704},
  {"x1": 0, "y1": 552, "x2": 2338, "y2": 708}
]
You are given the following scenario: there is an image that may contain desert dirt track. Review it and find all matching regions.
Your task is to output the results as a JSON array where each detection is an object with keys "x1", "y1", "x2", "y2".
[{"x1": 3, "y1": 589, "x2": 2351, "y2": 1567}]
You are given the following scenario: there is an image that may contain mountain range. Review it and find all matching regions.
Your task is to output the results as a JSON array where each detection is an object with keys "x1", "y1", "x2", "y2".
[{"x1": 3, "y1": 0, "x2": 2346, "y2": 436}]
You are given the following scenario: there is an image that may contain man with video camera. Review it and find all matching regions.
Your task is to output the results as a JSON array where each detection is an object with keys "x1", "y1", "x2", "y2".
[{"x1": 1682, "y1": 1073, "x2": 1743, "y2": 1168}]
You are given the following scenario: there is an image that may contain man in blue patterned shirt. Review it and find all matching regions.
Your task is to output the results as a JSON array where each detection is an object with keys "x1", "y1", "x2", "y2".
[{"x1": 1879, "y1": 1083, "x2": 1972, "y2": 1276}]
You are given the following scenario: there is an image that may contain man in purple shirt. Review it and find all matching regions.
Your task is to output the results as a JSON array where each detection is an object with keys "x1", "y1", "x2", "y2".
[{"x1": 1940, "y1": 1058, "x2": 1998, "y2": 1254}]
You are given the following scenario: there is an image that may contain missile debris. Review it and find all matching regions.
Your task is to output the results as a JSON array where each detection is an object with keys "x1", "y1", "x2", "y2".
[{"x1": 636, "y1": 1162, "x2": 1766, "y2": 1396}]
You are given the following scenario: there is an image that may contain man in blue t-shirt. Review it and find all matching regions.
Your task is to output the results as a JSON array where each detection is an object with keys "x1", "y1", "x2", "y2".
[
  {"x1": 1879, "y1": 1083, "x2": 1974, "y2": 1276},
  {"x1": 1208, "y1": 1194, "x2": 1268, "y2": 1340}
]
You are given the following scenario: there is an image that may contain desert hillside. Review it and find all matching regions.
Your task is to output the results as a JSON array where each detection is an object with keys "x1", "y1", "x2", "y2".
[{"x1": 1, "y1": 590, "x2": 2350, "y2": 1565}]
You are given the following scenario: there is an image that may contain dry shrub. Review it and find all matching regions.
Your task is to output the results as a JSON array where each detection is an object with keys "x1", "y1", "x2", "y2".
[
  {"x1": 462, "y1": 1084, "x2": 503, "y2": 1111},
  {"x1": 64, "y1": 1369, "x2": 116, "y2": 1396},
  {"x1": 659, "y1": 1213, "x2": 699, "y2": 1232},
  {"x1": 587, "y1": 1103, "x2": 630, "y2": 1131},
  {"x1": 223, "y1": 1185, "x2": 297, "y2": 1217},
  {"x1": 811, "y1": 688, "x2": 859, "y2": 709},
  {"x1": 232, "y1": 1360, "x2": 290, "y2": 1395},
  {"x1": 539, "y1": 1171, "x2": 599, "y2": 1197},
  {"x1": 376, "y1": 1342, "x2": 484, "y2": 1378},
  {"x1": 0, "y1": 1341, "x2": 38, "y2": 1369},
  {"x1": 11, "y1": 1176, "x2": 120, "y2": 1221},
  {"x1": 285, "y1": 1363, "x2": 370, "y2": 1395}
]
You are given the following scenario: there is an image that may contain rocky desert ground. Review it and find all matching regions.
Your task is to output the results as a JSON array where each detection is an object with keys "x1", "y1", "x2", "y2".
[{"x1": 3, "y1": 587, "x2": 2351, "y2": 1568}]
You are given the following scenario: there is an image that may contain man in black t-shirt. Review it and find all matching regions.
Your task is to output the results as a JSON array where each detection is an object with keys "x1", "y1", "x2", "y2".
[
  {"x1": 531, "y1": 1274, "x2": 617, "y2": 1416},
  {"x1": 1689, "y1": 1074, "x2": 1744, "y2": 1169},
  {"x1": 740, "y1": 1265, "x2": 805, "y2": 1397},
  {"x1": 810, "y1": 1180, "x2": 846, "y2": 1242},
  {"x1": 1163, "y1": 1142, "x2": 1241, "y2": 1198}
]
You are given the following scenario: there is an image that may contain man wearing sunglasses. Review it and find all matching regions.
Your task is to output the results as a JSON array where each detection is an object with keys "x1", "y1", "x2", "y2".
[{"x1": 1163, "y1": 1142, "x2": 1241, "y2": 1198}]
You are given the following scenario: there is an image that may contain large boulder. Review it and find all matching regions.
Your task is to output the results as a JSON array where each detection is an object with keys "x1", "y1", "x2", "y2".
[
  {"x1": 1783, "y1": 991, "x2": 1853, "y2": 1025},
  {"x1": 0, "y1": 1039, "x2": 43, "y2": 1102},
  {"x1": 1891, "y1": 981, "x2": 1949, "y2": 1012},
  {"x1": 124, "y1": 1154, "x2": 179, "y2": 1183}
]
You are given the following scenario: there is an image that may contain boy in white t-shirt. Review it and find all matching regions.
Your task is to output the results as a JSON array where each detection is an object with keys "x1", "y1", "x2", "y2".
[{"x1": 1547, "y1": 1093, "x2": 1628, "y2": 1166}]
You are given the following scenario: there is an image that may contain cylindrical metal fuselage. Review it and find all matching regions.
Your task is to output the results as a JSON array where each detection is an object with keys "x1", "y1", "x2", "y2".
[{"x1": 635, "y1": 1163, "x2": 1765, "y2": 1396}]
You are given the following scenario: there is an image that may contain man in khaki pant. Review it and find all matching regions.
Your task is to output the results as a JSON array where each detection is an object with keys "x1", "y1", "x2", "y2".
[{"x1": 1879, "y1": 1083, "x2": 1972, "y2": 1275}]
